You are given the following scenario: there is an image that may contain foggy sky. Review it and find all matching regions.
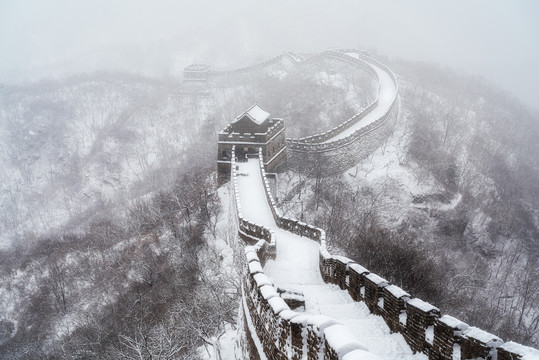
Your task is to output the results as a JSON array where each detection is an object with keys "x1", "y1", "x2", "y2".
[{"x1": 1, "y1": 0, "x2": 538, "y2": 109}]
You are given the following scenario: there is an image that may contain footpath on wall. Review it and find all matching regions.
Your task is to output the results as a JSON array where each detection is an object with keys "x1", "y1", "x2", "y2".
[{"x1": 236, "y1": 157, "x2": 423, "y2": 359}]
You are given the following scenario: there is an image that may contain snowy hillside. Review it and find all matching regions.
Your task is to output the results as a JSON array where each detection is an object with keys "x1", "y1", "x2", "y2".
[
  {"x1": 0, "y1": 59, "x2": 374, "y2": 358},
  {"x1": 275, "y1": 59, "x2": 539, "y2": 346}
]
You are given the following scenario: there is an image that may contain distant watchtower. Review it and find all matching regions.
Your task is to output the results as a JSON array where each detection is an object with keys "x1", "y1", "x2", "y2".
[
  {"x1": 183, "y1": 64, "x2": 210, "y2": 82},
  {"x1": 217, "y1": 104, "x2": 287, "y2": 183}
]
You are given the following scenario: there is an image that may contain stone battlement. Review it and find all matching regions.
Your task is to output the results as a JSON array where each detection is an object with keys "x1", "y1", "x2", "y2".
[{"x1": 233, "y1": 148, "x2": 538, "y2": 360}]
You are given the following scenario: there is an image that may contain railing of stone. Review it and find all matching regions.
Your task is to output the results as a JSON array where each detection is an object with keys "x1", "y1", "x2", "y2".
[
  {"x1": 256, "y1": 148, "x2": 324, "y2": 242},
  {"x1": 287, "y1": 50, "x2": 381, "y2": 145},
  {"x1": 252, "y1": 148, "x2": 537, "y2": 360},
  {"x1": 316, "y1": 253, "x2": 538, "y2": 359},
  {"x1": 218, "y1": 119, "x2": 284, "y2": 145},
  {"x1": 208, "y1": 48, "x2": 395, "y2": 153},
  {"x1": 232, "y1": 147, "x2": 379, "y2": 359},
  {"x1": 209, "y1": 55, "x2": 285, "y2": 77},
  {"x1": 231, "y1": 147, "x2": 276, "y2": 259}
]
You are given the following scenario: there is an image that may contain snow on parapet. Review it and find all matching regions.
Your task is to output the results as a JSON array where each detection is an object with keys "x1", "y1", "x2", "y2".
[
  {"x1": 349, "y1": 263, "x2": 369, "y2": 275},
  {"x1": 290, "y1": 314, "x2": 340, "y2": 332},
  {"x1": 439, "y1": 315, "x2": 468, "y2": 331},
  {"x1": 324, "y1": 324, "x2": 369, "y2": 354},
  {"x1": 248, "y1": 261, "x2": 263, "y2": 275},
  {"x1": 463, "y1": 327, "x2": 503, "y2": 347},
  {"x1": 407, "y1": 298, "x2": 439, "y2": 313},
  {"x1": 385, "y1": 284, "x2": 410, "y2": 299},
  {"x1": 499, "y1": 342, "x2": 539, "y2": 360},
  {"x1": 267, "y1": 296, "x2": 288, "y2": 315},
  {"x1": 278, "y1": 309, "x2": 301, "y2": 321},
  {"x1": 332, "y1": 255, "x2": 354, "y2": 264},
  {"x1": 343, "y1": 349, "x2": 382, "y2": 360},
  {"x1": 253, "y1": 273, "x2": 272, "y2": 288},
  {"x1": 259, "y1": 285, "x2": 278, "y2": 300},
  {"x1": 365, "y1": 273, "x2": 388, "y2": 286},
  {"x1": 246, "y1": 251, "x2": 259, "y2": 263}
]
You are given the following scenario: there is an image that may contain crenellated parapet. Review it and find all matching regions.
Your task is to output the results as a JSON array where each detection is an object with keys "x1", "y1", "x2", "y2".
[
  {"x1": 247, "y1": 148, "x2": 538, "y2": 359},
  {"x1": 222, "y1": 50, "x2": 538, "y2": 359},
  {"x1": 315, "y1": 247, "x2": 539, "y2": 359},
  {"x1": 231, "y1": 147, "x2": 382, "y2": 360}
]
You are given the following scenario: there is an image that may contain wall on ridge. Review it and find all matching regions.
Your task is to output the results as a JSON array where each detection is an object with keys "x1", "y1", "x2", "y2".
[
  {"x1": 254, "y1": 149, "x2": 538, "y2": 360},
  {"x1": 230, "y1": 147, "x2": 377, "y2": 360},
  {"x1": 285, "y1": 50, "x2": 399, "y2": 175},
  {"x1": 220, "y1": 50, "x2": 538, "y2": 359},
  {"x1": 199, "y1": 48, "x2": 398, "y2": 175},
  {"x1": 288, "y1": 107, "x2": 397, "y2": 175}
]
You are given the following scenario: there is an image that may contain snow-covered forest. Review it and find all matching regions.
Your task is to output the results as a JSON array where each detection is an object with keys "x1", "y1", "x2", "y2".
[
  {"x1": 1, "y1": 1, "x2": 538, "y2": 359},
  {"x1": 0, "y1": 52, "x2": 538, "y2": 358}
]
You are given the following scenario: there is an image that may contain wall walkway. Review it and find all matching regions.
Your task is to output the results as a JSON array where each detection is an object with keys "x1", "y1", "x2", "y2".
[{"x1": 230, "y1": 148, "x2": 538, "y2": 360}]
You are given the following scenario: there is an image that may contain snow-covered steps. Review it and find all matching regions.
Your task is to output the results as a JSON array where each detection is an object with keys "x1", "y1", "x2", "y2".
[{"x1": 235, "y1": 158, "x2": 425, "y2": 359}]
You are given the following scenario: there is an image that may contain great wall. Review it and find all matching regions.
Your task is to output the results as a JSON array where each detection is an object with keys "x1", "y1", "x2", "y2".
[{"x1": 185, "y1": 49, "x2": 539, "y2": 359}]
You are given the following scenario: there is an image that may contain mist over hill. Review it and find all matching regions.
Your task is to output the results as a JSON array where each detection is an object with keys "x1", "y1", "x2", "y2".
[{"x1": 0, "y1": 48, "x2": 538, "y2": 358}]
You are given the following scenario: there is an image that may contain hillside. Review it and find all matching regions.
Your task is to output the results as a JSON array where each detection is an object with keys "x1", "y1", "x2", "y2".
[
  {"x1": 0, "y1": 54, "x2": 537, "y2": 358},
  {"x1": 276, "y1": 58, "x2": 539, "y2": 346},
  {"x1": 0, "y1": 61, "x2": 370, "y2": 358}
]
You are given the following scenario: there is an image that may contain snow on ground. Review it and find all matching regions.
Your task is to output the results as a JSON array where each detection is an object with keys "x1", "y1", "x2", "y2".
[
  {"x1": 236, "y1": 158, "x2": 426, "y2": 360},
  {"x1": 321, "y1": 60, "x2": 397, "y2": 143}
]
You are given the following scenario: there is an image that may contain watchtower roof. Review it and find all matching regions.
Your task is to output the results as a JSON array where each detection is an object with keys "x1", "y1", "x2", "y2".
[
  {"x1": 184, "y1": 64, "x2": 210, "y2": 71},
  {"x1": 234, "y1": 103, "x2": 270, "y2": 125}
]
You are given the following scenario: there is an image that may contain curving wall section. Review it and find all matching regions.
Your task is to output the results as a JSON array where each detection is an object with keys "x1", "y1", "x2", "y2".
[
  {"x1": 203, "y1": 48, "x2": 400, "y2": 175},
  {"x1": 285, "y1": 50, "x2": 400, "y2": 174},
  {"x1": 231, "y1": 148, "x2": 538, "y2": 360},
  {"x1": 219, "y1": 50, "x2": 538, "y2": 359},
  {"x1": 231, "y1": 147, "x2": 381, "y2": 360}
]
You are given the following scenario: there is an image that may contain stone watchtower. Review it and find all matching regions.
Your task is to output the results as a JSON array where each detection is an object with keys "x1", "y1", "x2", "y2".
[
  {"x1": 217, "y1": 104, "x2": 287, "y2": 183},
  {"x1": 183, "y1": 64, "x2": 210, "y2": 82}
]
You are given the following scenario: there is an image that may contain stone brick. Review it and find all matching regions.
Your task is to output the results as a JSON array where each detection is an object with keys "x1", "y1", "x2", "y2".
[
  {"x1": 348, "y1": 263, "x2": 369, "y2": 302},
  {"x1": 404, "y1": 298, "x2": 440, "y2": 354},
  {"x1": 430, "y1": 315, "x2": 468, "y2": 360},
  {"x1": 382, "y1": 285, "x2": 410, "y2": 333},
  {"x1": 460, "y1": 327, "x2": 503, "y2": 360},
  {"x1": 364, "y1": 273, "x2": 388, "y2": 315},
  {"x1": 498, "y1": 341, "x2": 539, "y2": 360}
]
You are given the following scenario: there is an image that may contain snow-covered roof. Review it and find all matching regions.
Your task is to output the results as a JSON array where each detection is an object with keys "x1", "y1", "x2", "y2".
[
  {"x1": 184, "y1": 63, "x2": 209, "y2": 71},
  {"x1": 234, "y1": 104, "x2": 270, "y2": 125}
]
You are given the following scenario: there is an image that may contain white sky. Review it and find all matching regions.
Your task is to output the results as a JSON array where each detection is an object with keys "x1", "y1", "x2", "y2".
[{"x1": 1, "y1": 0, "x2": 538, "y2": 108}]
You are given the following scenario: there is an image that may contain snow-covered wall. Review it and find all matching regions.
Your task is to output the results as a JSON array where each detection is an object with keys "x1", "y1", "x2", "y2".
[
  {"x1": 286, "y1": 50, "x2": 400, "y2": 175},
  {"x1": 251, "y1": 149, "x2": 538, "y2": 360},
  {"x1": 219, "y1": 51, "x2": 538, "y2": 360},
  {"x1": 230, "y1": 147, "x2": 378, "y2": 360}
]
